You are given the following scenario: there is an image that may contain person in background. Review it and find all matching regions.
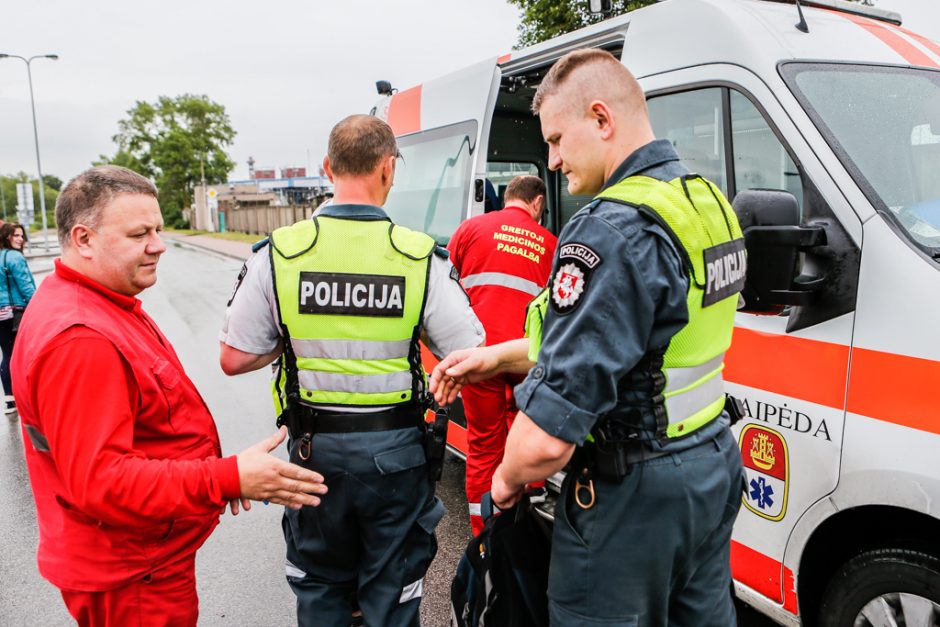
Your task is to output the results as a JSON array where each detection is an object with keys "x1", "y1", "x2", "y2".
[
  {"x1": 447, "y1": 174, "x2": 557, "y2": 534},
  {"x1": 0, "y1": 222, "x2": 36, "y2": 414}
]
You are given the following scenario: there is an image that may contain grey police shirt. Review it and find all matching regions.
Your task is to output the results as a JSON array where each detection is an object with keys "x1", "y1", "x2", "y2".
[
  {"x1": 513, "y1": 139, "x2": 728, "y2": 453},
  {"x1": 220, "y1": 218, "x2": 485, "y2": 364}
]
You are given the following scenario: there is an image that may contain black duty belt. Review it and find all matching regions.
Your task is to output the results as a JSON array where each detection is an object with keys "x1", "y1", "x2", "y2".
[{"x1": 295, "y1": 406, "x2": 424, "y2": 435}]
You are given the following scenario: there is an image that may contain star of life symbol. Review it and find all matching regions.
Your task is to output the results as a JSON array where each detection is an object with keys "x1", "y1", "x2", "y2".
[
  {"x1": 749, "y1": 477, "x2": 775, "y2": 510},
  {"x1": 552, "y1": 263, "x2": 584, "y2": 308}
]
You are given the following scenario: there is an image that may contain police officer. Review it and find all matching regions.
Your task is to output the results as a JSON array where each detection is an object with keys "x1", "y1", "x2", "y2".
[
  {"x1": 431, "y1": 49, "x2": 745, "y2": 626},
  {"x1": 220, "y1": 114, "x2": 484, "y2": 627}
]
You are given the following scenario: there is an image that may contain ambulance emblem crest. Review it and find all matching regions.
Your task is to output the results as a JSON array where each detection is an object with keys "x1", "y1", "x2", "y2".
[
  {"x1": 552, "y1": 263, "x2": 584, "y2": 310},
  {"x1": 739, "y1": 424, "x2": 789, "y2": 521}
]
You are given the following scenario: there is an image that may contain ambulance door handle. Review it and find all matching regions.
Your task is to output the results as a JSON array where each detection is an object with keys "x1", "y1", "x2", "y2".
[{"x1": 474, "y1": 179, "x2": 485, "y2": 203}]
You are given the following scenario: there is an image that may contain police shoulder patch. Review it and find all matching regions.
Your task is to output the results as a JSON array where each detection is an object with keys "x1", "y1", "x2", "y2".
[{"x1": 550, "y1": 242, "x2": 602, "y2": 315}]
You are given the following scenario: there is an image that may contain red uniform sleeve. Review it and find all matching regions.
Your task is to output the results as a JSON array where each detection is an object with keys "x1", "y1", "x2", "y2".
[
  {"x1": 447, "y1": 221, "x2": 467, "y2": 275},
  {"x1": 30, "y1": 329, "x2": 240, "y2": 528}
]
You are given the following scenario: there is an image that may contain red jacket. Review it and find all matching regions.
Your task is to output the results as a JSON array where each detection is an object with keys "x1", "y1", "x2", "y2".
[
  {"x1": 448, "y1": 205, "x2": 557, "y2": 345},
  {"x1": 12, "y1": 261, "x2": 240, "y2": 591}
]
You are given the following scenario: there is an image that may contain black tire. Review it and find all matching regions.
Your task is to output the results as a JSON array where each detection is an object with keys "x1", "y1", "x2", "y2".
[{"x1": 817, "y1": 548, "x2": 940, "y2": 627}]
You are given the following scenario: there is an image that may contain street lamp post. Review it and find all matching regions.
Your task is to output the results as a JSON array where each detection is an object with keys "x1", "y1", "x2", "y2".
[{"x1": 0, "y1": 53, "x2": 58, "y2": 252}]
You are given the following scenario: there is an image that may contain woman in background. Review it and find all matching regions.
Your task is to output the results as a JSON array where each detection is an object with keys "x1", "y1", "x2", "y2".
[{"x1": 0, "y1": 223, "x2": 36, "y2": 414}]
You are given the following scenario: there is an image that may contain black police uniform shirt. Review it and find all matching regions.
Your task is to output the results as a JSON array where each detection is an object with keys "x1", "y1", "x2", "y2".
[{"x1": 513, "y1": 139, "x2": 729, "y2": 454}]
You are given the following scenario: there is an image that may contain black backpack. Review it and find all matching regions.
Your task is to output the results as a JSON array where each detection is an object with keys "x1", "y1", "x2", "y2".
[{"x1": 450, "y1": 493, "x2": 551, "y2": 627}]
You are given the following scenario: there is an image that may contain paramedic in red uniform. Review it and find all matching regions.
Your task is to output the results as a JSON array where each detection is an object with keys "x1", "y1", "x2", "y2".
[
  {"x1": 448, "y1": 174, "x2": 557, "y2": 533},
  {"x1": 12, "y1": 165, "x2": 328, "y2": 627}
]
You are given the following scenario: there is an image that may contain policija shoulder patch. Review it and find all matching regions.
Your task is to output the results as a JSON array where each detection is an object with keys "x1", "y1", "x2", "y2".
[
  {"x1": 702, "y1": 238, "x2": 747, "y2": 307},
  {"x1": 551, "y1": 242, "x2": 602, "y2": 315},
  {"x1": 298, "y1": 271, "x2": 405, "y2": 317}
]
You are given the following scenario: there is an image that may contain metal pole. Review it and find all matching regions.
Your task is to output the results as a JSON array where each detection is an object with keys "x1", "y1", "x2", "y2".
[
  {"x1": 0, "y1": 54, "x2": 57, "y2": 251},
  {"x1": 0, "y1": 178, "x2": 7, "y2": 221},
  {"x1": 24, "y1": 59, "x2": 50, "y2": 251}
]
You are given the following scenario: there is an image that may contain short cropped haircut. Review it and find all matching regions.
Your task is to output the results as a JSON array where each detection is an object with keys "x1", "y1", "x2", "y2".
[
  {"x1": 532, "y1": 48, "x2": 638, "y2": 114},
  {"x1": 328, "y1": 115, "x2": 399, "y2": 177},
  {"x1": 56, "y1": 165, "x2": 157, "y2": 248},
  {"x1": 504, "y1": 175, "x2": 546, "y2": 205}
]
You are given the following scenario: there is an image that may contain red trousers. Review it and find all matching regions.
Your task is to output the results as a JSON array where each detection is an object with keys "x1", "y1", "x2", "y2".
[
  {"x1": 61, "y1": 554, "x2": 198, "y2": 627},
  {"x1": 462, "y1": 374, "x2": 523, "y2": 535}
]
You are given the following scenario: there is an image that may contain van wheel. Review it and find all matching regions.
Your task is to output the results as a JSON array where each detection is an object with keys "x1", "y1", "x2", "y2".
[{"x1": 817, "y1": 548, "x2": 940, "y2": 627}]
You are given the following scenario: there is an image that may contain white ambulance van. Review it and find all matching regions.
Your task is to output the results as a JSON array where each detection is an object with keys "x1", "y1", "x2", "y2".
[{"x1": 374, "y1": 0, "x2": 940, "y2": 624}]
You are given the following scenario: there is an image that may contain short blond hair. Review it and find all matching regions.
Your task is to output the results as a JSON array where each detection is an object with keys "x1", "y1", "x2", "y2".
[{"x1": 532, "y1": 48, "x2": 646, "y2": 117}]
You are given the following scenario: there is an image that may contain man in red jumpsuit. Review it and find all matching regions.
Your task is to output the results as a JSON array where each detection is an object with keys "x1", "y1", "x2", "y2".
[
  {"x1": 12, "y1": 165, "x2": 328, "y2": 627},
  {"x1": 448, "y1": 175, "x2": 557, "y2": 533}
]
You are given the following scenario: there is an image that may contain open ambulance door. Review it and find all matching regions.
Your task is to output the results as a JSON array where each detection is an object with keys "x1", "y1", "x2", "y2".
[{"x1": 376, "y1": 58, "x2": 503, "y2": 454}]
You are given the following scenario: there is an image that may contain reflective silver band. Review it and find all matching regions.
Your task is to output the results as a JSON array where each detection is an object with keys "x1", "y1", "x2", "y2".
[
  {"x1": 663, "y1": 355, "x2": 725, "y2": 394},
  {"x1": 663, "y1": 372, "x2": 724, "y2": 424},
  {"x1": 461, "y1": 272, "x2": 543, "y2": 296},
  {"x1": 291, "y1": 338, "x2": 411, "y2": 361},
  {"x1": 662, "y1": 354, "x2": 726, "y2": 424},
  {"x1": 298, "y1": 369, "x2": 412, "y2": 394}
]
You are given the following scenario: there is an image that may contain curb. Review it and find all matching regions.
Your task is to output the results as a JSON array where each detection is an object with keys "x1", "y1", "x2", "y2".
[{"x1": 163, "y1": 235, "x2": 251, "y2": 263}]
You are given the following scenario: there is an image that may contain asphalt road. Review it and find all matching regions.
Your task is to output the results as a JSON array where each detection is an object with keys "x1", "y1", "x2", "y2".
[{"x1": 0, "y1": 241, "x2": 775, "y2": 626}]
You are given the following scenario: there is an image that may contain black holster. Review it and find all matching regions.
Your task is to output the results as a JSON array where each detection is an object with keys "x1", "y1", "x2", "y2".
[{"x1": 425, "y1": 406, "x2": 449, "y2": 482}]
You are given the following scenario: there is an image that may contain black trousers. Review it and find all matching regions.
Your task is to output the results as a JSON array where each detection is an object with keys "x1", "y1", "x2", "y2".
[{"x1": 0, "y1": 318, "x2": 16, "y2": 397}]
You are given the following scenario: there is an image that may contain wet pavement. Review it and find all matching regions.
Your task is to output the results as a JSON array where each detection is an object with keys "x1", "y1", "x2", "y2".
[{"x1": 0, "y1": 239, "x2": 775, "y2": 626}]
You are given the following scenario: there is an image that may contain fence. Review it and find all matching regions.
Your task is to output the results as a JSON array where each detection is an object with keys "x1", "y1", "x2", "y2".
[{"x1": 223, "y1": 205, "x2": 314, "y2": 235}]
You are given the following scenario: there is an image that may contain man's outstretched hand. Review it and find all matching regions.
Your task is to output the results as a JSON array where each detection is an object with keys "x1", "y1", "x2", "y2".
[{"x1": 236, "y1": 427, "x2": 327, "y2": 509}]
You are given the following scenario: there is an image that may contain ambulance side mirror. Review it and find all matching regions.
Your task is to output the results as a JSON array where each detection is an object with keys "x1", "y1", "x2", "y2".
[{"x1": 732, "y1": 189, "x2": 827, "y2": 314}]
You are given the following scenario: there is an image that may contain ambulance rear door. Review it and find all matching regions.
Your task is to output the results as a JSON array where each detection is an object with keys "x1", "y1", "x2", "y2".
[
  {"x1": 377, "y1": 58, "x2": 502, "y2": 452},
  {"x1": 380, "y1": 58, "x2": 502, "y2": 246}
]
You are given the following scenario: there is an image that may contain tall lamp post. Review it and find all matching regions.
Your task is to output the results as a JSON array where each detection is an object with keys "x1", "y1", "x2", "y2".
[{"x1": 0, "y1": 53, "x2": 58, "y2": 252}]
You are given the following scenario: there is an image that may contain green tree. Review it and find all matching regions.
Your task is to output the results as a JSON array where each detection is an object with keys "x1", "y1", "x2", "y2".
[
  {"x1": 99, "y1": 94, "x2": 236, "y2": 227},
  {"x1": 507, "y1": 0, "x2": 657, "y2": 48},
  {"x1": 0, "y1": 173, "x2": 58, "y2": 230}
]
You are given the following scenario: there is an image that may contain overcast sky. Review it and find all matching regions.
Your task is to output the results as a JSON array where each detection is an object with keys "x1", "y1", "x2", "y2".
[{"x1": 1, "y1": 0, "x2": 937, "y2": 183}]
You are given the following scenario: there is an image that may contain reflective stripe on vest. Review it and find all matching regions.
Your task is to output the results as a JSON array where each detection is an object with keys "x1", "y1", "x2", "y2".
[
  {"x1": 270, "y1": 216, "x2": 433, "y2": 409},
  {"x1": 596, "y1": 174, "x2": 743, "y2": 439},
  {"x1": 291, "y1": 337, "x2": 412, "y2": 361},
  {"x1": 662, "y1": 354, "x2": 726, "y2": 437},
  {"x1": 462, "y1": 272, "x2": 543, "y2": 296}
]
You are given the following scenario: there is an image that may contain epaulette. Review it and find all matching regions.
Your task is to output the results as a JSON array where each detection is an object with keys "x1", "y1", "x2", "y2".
[
  {"x1": 251, "y1": 237, "x2": 270, "y2": 253},
  {"x1": 433, "y1": 245, "x2": 450, "y2": 259}
]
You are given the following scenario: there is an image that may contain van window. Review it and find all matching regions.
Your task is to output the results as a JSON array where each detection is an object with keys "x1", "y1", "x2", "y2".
[
  {"x1": 730, "y1": 91, "x2": 803, "y2": 209},
  {"x1": 485, "y1": 162, "x2": 540, "y2": 208},
  {"x1": 648, "y1": 88, "x2": 727, "y2": 194},
  {"x1": 783, "y1": 63, "x2": 940, "y2": 254},
  {"x1": 648, "y1": 87, "x2": 804, "y2": 212},
  {"x1": 384, "y1": 120, "x2": 478, "y2": 244}
]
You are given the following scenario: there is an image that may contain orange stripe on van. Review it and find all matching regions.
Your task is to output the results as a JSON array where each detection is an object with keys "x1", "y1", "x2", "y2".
[
  {"x1": 826, "y1": 10, "x2": 940, "y2": 68},
  {"x1": 731, "y1": 541, "x2": 798, "y2": 614},
  {"x1": 387, "y1": 85, "x2": 422, "y2": 136},
  {"x1": 847, "y1": 348, "x2": 940, "y2": 435},
  {"x1": 724, "y1": 328, "x2": 850, "y2": 410},
  {"x1": 892, "y1": 25, "x2": 940, "y2": 60},
  {"x1": 497, "y1": 53, "x2": 512, "y2": 64}
]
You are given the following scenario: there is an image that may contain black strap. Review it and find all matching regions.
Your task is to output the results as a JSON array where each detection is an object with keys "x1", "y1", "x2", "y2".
[{"x1": 291, "y1": 406, "x2": 423, "y2": 435}]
